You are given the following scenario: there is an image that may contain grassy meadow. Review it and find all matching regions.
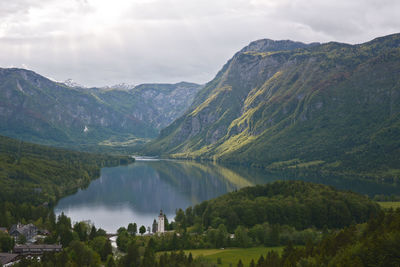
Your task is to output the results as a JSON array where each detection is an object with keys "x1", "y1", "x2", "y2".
[
  {"x1": 377, "y1": 201, "x2": 400, "y2": 210},
  {"x1": 184, "y1": 247, "x2": 285, "y2": 267}
]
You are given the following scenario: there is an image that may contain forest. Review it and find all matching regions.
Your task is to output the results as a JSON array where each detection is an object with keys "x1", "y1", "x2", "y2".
[
  {"x1": 173, "y1": 181, "x2": 380, "y2": 232},
  {"x1": 0, "y1": 134, "x2": 133, "y2": 227}
]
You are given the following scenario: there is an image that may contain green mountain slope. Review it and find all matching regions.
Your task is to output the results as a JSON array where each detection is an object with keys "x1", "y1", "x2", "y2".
[
  {"x1": 175, "y1": 180, "x2": 380, "y2": 231},
  {"x1": 144, "y1": 34, "x2": 400, "y2": 177},
  {"x1": 0, "y1": 68, "x2": 200, "y2": 148},
  {"x1": 0, "y1": 134, "x2": 133, "y2": 226}
]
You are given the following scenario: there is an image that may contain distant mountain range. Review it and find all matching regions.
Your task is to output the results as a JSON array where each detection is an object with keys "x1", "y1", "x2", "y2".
[
  {"x1": 100, "y1": 83, "x2": 136, "y2": 91},
  {"x1": 62, "y1": 79, "x2": 136, "y2": 91},
  {"x1": 144, "y1": 33, "x2": 400, "y2": 178},
  {"x1": 0, "y1": 68, "x2": 201, "y2": 148}
]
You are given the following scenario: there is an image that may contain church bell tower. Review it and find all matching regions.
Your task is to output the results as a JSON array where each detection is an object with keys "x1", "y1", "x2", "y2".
[{"x1": 158, "y1": 210, "x2": 165, "y2": 233}]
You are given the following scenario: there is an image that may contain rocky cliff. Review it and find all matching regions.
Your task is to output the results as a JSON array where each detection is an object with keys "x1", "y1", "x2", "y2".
[{"x1": 144, "y1": 34, "x2": 400, "y2": 177}]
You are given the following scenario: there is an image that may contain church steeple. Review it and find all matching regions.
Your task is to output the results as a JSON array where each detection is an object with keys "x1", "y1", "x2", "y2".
[{"x1": 158, "y1": 210, "x2": 165, "y2": 233}]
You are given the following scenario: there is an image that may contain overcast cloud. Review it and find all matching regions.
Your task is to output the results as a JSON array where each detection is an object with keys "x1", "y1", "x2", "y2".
[{"x1": 1, "y1": 0, "x2": 399, "y2": 87}]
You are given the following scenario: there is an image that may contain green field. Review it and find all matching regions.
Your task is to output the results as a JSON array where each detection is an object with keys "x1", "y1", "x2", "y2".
[
  {"x1": 378, "y1": 201, "x2": 400, "y2": 210},
  {"x1": 184, "y1": 247, "x2": 284, "y2": 267}
]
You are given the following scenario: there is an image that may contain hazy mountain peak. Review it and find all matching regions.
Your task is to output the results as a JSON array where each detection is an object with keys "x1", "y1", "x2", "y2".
[
  {"x1": 62, "y1": 78, "x2": 86, "y2": 88},
  {"x1": 102, "y1": 83, "x2": 136, "y2": 91}
]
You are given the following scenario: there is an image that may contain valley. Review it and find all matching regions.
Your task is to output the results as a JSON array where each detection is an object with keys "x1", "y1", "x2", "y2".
[{"x1": 0, "y1": 32, "x2": 399, "y2": 267}]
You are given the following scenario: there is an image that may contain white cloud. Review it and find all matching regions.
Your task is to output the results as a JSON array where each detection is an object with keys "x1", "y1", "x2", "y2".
[{"x1": 0, "y1": 0, "x2": 399, "y2": 86}]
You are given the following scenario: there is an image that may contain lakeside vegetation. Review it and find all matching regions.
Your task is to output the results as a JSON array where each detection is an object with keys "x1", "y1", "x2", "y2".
[
  {"x1": 84, "y1": 181, "x2": 383, "y2": 266},
  {"x1": 0, "y1": 134, "x2": 134, "y2": 228},
  {"x1": 173, "y1": 181, "x2": 380, "y2": 232}
]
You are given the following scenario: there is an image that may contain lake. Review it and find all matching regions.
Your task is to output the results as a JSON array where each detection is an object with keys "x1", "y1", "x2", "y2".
[{"x1": 54, "y1": 159, "x2": 400, "y2": 233}]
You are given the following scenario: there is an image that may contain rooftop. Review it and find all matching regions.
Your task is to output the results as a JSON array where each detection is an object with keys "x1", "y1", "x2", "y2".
[
  {"x1": 0, "y1": 253, "x2": 18, "y2": 265},
  {"x1": 14, "y1": 244, "x2": 62, "y2": 249}
]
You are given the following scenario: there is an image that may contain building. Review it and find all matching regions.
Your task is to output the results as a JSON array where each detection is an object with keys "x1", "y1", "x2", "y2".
[
  {"x1": 9, "y1": 223, "x2": 38, "y2": 242},
  {"x1": 158, "y1": 210, "x2": 165, "y2": 233},
  {"x1": 0, "y1": 253, "x2": 19, "y2": 266},
  {"x1": 0, "y1": 227, "x2": 8, "y2": 233},
  {"x1": 13, "y1": 244, "x2": 62, "y2": 255}
]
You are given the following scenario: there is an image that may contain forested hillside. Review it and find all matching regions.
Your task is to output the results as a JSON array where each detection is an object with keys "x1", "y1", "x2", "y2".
[
  {"x1": 238, "y1": 208, "x2": 400, "y2": 267},
  {"x1": 174, "y1": 181, "x2": 380, "y2": 232},
  {"x1": 144, "y1": 33, "x2": 400, "y2": 178},
  {"x1": 0, "y1": 135, "x2": 133, "y2": 227}
]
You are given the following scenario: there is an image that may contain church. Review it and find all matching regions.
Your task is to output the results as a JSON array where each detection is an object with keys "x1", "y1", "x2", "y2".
[{"x1": 152, "y1": 210, "x2": 165, "y2": 234}]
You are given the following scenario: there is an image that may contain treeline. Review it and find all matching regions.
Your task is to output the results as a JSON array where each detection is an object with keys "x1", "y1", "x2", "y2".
[
  {"x1": 0, "y1": 135, "x2": 133, "y2": 227},
  {"x1": 109, "y1": 181, "x2": 381, "y2": 256},
  {"x1": 174, "y1": 181, "x2": 380, "y2": 232},
  {"x1": 116, "y1": 222, "x2": 322, "y2": 252},
  {"x1": 15, "y1": 208, "x2": 400, "y2": 267},
  {"x1": 235, "y1": 208, "x2": 400, "y2": 267},
  {"x1": 373, "y1": 194, "x2": 400, "y2": 202}
]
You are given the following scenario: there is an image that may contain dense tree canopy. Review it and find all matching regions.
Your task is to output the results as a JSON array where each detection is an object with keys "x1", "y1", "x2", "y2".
[
  {"x1": 239, "y1": 208, "x2": 400, "y2": 267},
  {"x1": 175, "y1": 181, "x2": 380, "y2": 232},
  {"x1": 0, "y1": 135, "x2": 133, "y2": 227}
]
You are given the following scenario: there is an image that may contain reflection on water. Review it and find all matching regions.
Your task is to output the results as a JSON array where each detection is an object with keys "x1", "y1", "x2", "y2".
[{"x1": 55, "y1": 160, "x2": 400, "y2": 232}]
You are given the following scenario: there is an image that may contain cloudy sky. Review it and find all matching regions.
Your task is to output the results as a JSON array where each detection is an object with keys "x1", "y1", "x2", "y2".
[{"x1": 1, "y1": 0, "x2": 400, "y2": 87}]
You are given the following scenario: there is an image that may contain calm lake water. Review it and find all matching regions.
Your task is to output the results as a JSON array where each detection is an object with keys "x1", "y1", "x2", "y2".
[{"x1": 54, "y1": 159, "x2": 400, "y2": 233}]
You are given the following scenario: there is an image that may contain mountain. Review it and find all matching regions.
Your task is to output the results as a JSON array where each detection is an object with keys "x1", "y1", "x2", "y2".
[
  {"x1": 0, "y1": 68, "x2": 201, "y2": 148},
  {"x1": 101, "y1": 83, "x2": 135, "y2": 91},
  {"x1": 62, "y1": 78, "x2": 87, "y2": 88},
  {"x1": 144, "y1": 33, "x2": 400, "y2": 178},
  {"x1": 94, "y1": 82, "x2": 202, "y2": 130}
]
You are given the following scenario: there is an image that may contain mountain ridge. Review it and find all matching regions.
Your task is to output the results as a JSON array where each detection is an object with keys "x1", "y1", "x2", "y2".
[
  {"x1": 144, "y1": 33, "x2": 400, "y2": 178},
  {"x1": 0, "y1": 67, "x2": 201, "y2": 149}
]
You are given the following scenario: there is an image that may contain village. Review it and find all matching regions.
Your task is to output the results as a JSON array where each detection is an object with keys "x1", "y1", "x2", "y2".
[
  {"x1": 0, "y1": 210, "x2": 168, "y2": 266},
  {"x1": 0, "y1": 222, "x2": 62, "y2": 266}
]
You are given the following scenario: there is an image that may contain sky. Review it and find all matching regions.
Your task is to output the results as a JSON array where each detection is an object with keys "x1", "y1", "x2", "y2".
[{"x1": 1, "y1": 0, "x2": 400, "y2": 87}]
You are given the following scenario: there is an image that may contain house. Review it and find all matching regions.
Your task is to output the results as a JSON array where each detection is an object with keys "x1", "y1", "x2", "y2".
[
  {"x1": 0, "y1": 227, "x2": 8, "y2": 233},
  {"x1": 0, "y1": 253, "x2": 19, "y2": 266},
  {"x1": 38, "y1": 229, "x2": 50, "y2": 236},
  {"x1": 9, "y1": 223, "x2": 38, "y2": 241},
  {"x1": 13, "y1": 244, "x2": 62, "y2": 255}
]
